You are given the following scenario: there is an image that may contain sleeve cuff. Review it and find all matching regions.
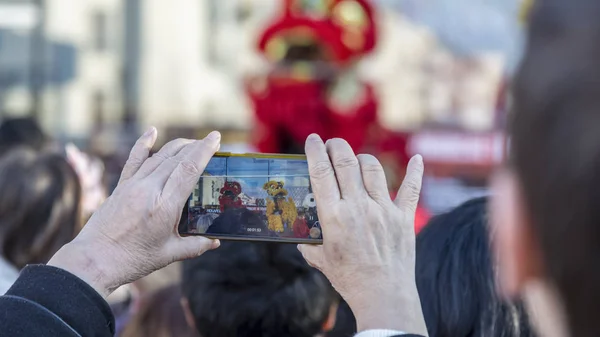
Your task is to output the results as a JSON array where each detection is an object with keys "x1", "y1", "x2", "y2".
[
  {"x1": 6, "y1": 265, "x2": 115, "y2": 336},
  {"x1": 355, "y1": 329, "x2": 407, "y2": 337}
]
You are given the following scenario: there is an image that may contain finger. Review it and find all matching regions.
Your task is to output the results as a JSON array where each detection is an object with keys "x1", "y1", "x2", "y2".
[
  {"x1": 305, "y1": 134, "x2": 340, "y2": 207},
  {"x1": 134, "y1": 138, "x2": 195, "y2": 179},
  {"x1": 160, "y1": 131, "x2": 221, "y2": 202},
  {"x1": 118, "y1": 127, "x2": 158, "y2": 184},
  {"x1": 166, "y1": 237, "x2": 221, "y2": 261},
  {"x1": 297, "y1": 244, "x2": 324, "y2": 270},
  {"x1": 394, "y1": 155, "x2": 424, "y2": 214},
  {"x1": 357, "y1": 154, "x2": 391, "y2": 204},
  {"x1": 326, "y1": 139, "x2": 365, "y2": 200}
]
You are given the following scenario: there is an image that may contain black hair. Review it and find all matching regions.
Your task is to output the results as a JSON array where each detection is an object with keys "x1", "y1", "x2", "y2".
[
  {"x1": 416, "y1": 197, "x2": 534, "y2": 337},
  {"x1": 0, "y1": 147, "x2": 81, "y2": 268},
  {"x1": 0, "y1": 117, "x2": 48, "y2": 156},
  {"x1": 182, "y1": 241, "x2": 336, "y2": 337}
]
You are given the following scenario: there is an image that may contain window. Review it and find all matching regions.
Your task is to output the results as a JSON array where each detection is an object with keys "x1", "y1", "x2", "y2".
[
  {"x1": 92, "y1": 11, "x2": 108, "y2": 52},
  {"x1": 92, "y1": 91, "x2": 105, "y2": 127}
]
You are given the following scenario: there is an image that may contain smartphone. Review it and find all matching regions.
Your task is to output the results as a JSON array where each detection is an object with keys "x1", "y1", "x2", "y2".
[{"x1": 178, "y1": 153, "x2": 322, "y2": 244}]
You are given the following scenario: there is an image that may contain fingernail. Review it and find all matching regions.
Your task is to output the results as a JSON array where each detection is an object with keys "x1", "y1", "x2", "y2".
[
  {"x1": 205, "y1": 131, "x2": 221, "y2": 147},
  {"x1": 212, "y1": 239, "x2": 221, "y2": 249},
  {"x1": 206, "y1": 131, "x2": 221, "y2": 141},
  {"x1": 412, "y1": 154, "x2": 423, "y2": 164},
  {"x1": 143, "y1": 127, "x2": 156, "y2": 137},
  {"x1": 307, "y1": 134, "x2": 323, "y2": 143}
]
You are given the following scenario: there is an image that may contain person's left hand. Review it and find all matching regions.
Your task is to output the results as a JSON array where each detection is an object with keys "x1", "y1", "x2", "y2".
[{"x1": 48, "y1": 128, "x2": 221, "y2": 298}]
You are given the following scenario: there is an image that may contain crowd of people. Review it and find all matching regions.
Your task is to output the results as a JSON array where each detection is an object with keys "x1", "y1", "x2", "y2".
[{"x1": 2, "y1": 0, "x2": 600, "y2": 336}]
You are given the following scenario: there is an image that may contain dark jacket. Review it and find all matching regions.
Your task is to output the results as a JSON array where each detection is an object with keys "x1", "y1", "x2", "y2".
[
  {"x1": 0, "y1": 265, "x2": 424, "y2": 337},
  {"x1": 0, "y1": 265, "x2": 114, "y2": 337}
]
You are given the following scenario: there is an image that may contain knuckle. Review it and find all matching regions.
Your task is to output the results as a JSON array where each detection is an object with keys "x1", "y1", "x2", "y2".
[
  {"x1": 311, "y1": 161, "x2": 334, "y2": 179},
  {"x1": 153, "y1": 152, "x2": 170, "y2": 161},
  {"x1": 174, "y1": 137, "x2": 187, "y2": 143},
  {"x1": 167, "y1": 138, "x2": 187, "y2": 148},
  {"x1": 179, "y1": 159, "x2": 201, "y2": 176},
  {"x1": 126, "y1": 156, "x2": 145, "y2": 168},
  {"x1": 334, "y1": 156, "x2": 359, "y2": 169},
  {"x1": 361, "y1": 162, "x2": 384, "y2": 173},
  {"x1": 404, "y1": 180, "x2": 421, "y2": 195},
  {"x1": 367, "y1": 189, "x2": 386, "y2": 201},
  {"x1": 149, "y1": 193, "x2": 163, "y2": 213}
]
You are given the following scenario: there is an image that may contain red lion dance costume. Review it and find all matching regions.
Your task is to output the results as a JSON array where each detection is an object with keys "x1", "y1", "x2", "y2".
[
  {"x1": 218, "y1": 181, "x2": 243, "y2": 213},
  {"x1": 247, "y1": 0, "x2": 380, "y2": 154}
]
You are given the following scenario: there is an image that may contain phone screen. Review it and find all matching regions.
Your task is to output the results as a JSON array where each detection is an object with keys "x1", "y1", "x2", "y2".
[{"x1": 178, "y1": 153, "x2": 322, "y2": 244}]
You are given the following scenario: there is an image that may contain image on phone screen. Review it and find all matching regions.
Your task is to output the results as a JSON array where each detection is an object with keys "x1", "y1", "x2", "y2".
[{"x1": 178, "y1": 153, "x2": 322, "y2": 244}]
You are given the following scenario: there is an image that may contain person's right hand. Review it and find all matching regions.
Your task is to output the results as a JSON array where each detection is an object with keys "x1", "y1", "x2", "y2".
[
  {"x1": 298, "y1": 135, "x2": 428, "y2": 336},
  {"x1": 48, "y1": 128, "x2": 221, "y2": 298}
]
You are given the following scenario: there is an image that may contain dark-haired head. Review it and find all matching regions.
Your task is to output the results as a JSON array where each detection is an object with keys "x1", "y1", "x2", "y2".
[
  {"x1": 0, "y1": 117, "x2": 48, "y2": 156},
  {"x1": 416, "y1": 197, "x2": 534, "y2": 337},
  {"x1": 0, "y1": 147, "x2": 81, "y2": 268},
  {"x1": 121, "y1": 284, "x2": 198, "y2": 337},
  {"x1": 492, "y1": 0, "x2": 600, "y2": 336},
  {"x1": 181, "y1": 241, "x2": 338, "y2": 337}
]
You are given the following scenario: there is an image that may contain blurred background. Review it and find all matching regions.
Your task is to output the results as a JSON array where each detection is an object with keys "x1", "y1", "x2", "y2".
[{"x1": 0, "y1": 0, "x2": 525, "y2": 215}]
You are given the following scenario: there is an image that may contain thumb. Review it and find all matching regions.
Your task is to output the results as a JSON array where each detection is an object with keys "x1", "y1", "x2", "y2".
[
  {"x1": 167, "y1": 237, "x2": 221, "y2": 261},
  {"x1": 119, "y1": 127, "x2": 158, "y2": 184},
  {"x1": 298, "y1": 244, "x2": 324, "y2": 271},
  {"x1": 394, "y1": 155, "x2": 424, "y2": 214}
]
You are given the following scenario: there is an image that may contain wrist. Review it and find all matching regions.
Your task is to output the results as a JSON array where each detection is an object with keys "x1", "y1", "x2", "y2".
[
  {"x1": 47, "y1": 240, "x2": 115, "y2": 299},
  {"x1": 348, "y1": 281, "x2": 428, "y2": 336}
]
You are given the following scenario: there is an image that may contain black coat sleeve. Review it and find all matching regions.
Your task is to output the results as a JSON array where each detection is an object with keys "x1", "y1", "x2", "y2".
[{"x1": 0, "y1": 265, "x2": 115, "y2": 337}]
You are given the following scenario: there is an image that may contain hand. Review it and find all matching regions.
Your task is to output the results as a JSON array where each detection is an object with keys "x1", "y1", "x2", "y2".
[
  {"x1": 48, "y1": 128, "x2": 221, "y2": 298},
  {"x1": 298, "y1": 135, "x2": 428, "y2": 336}
]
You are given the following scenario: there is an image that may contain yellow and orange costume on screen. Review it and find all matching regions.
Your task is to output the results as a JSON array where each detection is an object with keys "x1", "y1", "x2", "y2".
[{"x1": 263, "y1": 181, "x2": 298, "y2": 233}]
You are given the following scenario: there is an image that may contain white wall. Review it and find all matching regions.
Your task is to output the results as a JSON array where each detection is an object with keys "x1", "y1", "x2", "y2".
[{"x1": 40, "y1": 0, "x2": 123, "y2": 138}]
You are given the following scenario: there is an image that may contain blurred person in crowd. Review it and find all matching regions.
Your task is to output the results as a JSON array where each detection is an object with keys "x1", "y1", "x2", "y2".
[
  {"x1": 0, "y1": 117, "x2": 49, "y2": 156},
  {"x1": 0, "y1": 117, "x2": 103, "y2": 225},
  {"x1": 111, "y1": 263, "x2": 183, "y2": 336},
  {"x1": 491, "y1": 1, "x2": 600, "y2": 337},
  {"x1": 0, "y1": 148, "x2": 81, "y2": 294},
  {"x1": 120, "y1": 284, "x2": 198, "y2": 337},
  {"x1": 66, "y1": 143, "x2": 107, "y2": 224},
  {"x1": 181, "y1": 241, "x2": 339, "y2": 337},
  {"x1": 416, "y1": 197, "x2": 534, "y2": 337}
]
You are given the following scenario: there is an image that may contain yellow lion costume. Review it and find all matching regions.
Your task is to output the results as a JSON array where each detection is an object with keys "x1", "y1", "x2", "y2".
[{"x1": 263, "y1": 180, "x2": 297, "y2": 233}]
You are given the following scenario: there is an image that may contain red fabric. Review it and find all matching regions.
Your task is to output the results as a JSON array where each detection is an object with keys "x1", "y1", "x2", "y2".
[
  {"x1": 248, "y1": 78, "x2": 378, "y2": 154},
  {"x1": 293, "y1": 217, "x2": 310, "y2": 238},
  {"x1": 218, "y1": 182, "x2": 243, "y2": 213},
  {"x1": 414, "y1": 206, "x2": 431, "y2": 234},
  {"x1": 257, "y1": 0, "x2": 377, "y2": 66}
]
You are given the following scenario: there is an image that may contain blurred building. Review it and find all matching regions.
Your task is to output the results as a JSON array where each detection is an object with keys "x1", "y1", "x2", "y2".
[
  {"x1": 0, "y1": 0, "x2": 509, "y2": 145},
  {"x1": 0, "y1": 0, "x2": 124, "y2": 140}
]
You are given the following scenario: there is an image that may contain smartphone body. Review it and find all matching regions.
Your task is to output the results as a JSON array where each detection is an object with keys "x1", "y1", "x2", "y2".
[{"x1": 179, "y1": 153, "x2": 322, "y2": 244}]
